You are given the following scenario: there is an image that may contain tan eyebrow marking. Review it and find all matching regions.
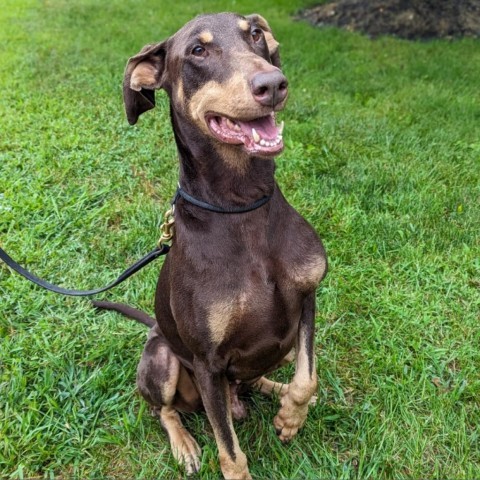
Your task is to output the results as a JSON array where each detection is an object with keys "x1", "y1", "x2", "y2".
[
  {"x1": 238, "y1": 19, "x2": 249, "y2": 31},
  {"x1": 199, "y1": 30, "x2": 214, "y2": 43}
]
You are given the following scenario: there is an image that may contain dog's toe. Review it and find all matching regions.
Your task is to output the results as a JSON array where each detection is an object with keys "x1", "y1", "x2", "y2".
[
  {"x1": 273, "y1": 415, "x2": 300, "y2": 443},
  {"x1": 174, "y1": 435, "x2": 202, "y2": 475},
  {"x1": 273, "y1": 392, "x2": 310, "y2": 443},
  {"x1": 183, "y1": 452, "x2": 201, "y2": 476}
]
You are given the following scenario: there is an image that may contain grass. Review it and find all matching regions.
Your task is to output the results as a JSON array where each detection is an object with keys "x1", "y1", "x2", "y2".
[{"x1": 1, "y1": 0, "x2": 479, "y2": 478}]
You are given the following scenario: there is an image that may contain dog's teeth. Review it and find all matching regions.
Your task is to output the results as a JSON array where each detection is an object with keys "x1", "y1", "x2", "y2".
[
  {"x1": 278, "y1": 120, "x2": 284, "y2": 135},
  {"x1": 252, "y1": 128, "x2": 261, "y2": 143},
  {"x1": 234, "y1": 124, "x2": 241, "y2": 131},
  {"x1": 226, "y1": 119, "x2": 235, "y2": 130},
  {"x1": 260, "y1": 139, "x2": 266, "y2": 146}
]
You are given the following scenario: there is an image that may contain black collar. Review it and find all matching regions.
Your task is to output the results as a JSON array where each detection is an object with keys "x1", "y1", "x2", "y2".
[{"x1": 173, "y1": 186, "x2": 272, "y2": 214}]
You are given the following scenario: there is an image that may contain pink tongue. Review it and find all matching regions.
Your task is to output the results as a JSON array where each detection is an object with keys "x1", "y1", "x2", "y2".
[{"x1": 238, "y1": 116, "x2": 278, "y2": 140}]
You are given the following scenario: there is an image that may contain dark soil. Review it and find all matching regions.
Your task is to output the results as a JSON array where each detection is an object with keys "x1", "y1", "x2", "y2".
[{"x1": 298, "y1": 0, "x2": 480, "y2": 40}]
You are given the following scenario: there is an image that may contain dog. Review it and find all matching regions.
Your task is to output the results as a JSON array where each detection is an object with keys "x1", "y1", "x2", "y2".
[{"x1": 95, "y1": 12, "x2": 327, "y2": 479}]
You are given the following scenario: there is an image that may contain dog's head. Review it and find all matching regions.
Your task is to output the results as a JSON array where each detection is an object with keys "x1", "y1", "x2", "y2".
[{"x1": 123, "y1": 13, "x2": 287, "y2": 158}]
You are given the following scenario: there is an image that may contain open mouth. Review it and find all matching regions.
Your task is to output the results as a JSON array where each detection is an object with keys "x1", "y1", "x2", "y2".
[{"x1": 206, "y1": 113, "x2": 284, "y2": 156}]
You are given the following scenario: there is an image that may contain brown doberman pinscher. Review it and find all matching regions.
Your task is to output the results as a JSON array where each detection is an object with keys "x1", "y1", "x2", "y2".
[{"x1": 95, "y1": 12, "x2": 327, "y2": 479}]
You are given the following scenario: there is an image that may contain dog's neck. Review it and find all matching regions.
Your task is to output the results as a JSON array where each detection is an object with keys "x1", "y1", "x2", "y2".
[{"x1": 170, "y1": 108, "x2": 276, "y2": 208}]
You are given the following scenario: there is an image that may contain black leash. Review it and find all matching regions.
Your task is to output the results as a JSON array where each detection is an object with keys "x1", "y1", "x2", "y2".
[
  {"x1": 0, "y1": 185, "x2": 271, "y2": 297},
  {"x1": 0, "y1": 244, "x2": 170, "y2": 297}
]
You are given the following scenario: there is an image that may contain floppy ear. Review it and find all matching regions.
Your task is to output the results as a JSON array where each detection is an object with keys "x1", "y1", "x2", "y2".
[
  {"x1": 123, "y1": 41, "x2": 168, "y2": 125},
  {"x1": 246, "y1": 14, "x2": 281, "y2": 68}
]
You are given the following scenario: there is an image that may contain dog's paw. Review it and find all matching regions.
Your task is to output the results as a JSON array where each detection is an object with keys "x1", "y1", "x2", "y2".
[
  {"x1": 161, "y1": 408, "x2": 202, "y2": 475},
  {"x1": 172, "y1": 432, "x2": 202, "y2": 475},
  {"x1": 220, "y1": 451, "x2": 251, "y2": 480},
  {"x1": 273, "y1": 393, "x2": 309, "y2": 443}
]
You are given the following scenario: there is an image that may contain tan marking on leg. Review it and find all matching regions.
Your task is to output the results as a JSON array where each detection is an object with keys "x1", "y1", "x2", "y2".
[
  {"x1": 238, "y1": 19, "x2": 249, "y2": 31},
  {"x1": 160, "y1": 406, "x2": 202, "y2": 475},
  {"x1": 253, "y1": 376, "x2": 289, "y2": 397},
  {"x1": 175, "y1": 364, "x2": 202, "y2": 412},
  {"x1": 291, "y1": 254, "x2": 327, "y2": 289},
  {"x1": 137, "y1": 329, "x2": 181, "y2": 407},
  {"x1": 216, "y1": 386, "x2": 251, "y2": 479},
  {"x1": 219, "y1": 450, "x2": 251, "y2": 480},
  {"x1": 198, "y1": 373, "x2": 251, "y2": 478},
  {"x1": 273, "y1": 329, "x2": 318, "y2": 442},
  {"x1": 199, "y1": 30, "x2": 214, "y2": 43}
]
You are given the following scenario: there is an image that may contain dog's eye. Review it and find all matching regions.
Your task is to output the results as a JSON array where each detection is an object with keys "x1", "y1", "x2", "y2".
[
  {"x1": 251, "y1": 28, "x2": 263, "y2": 43},
  {"x1": 191, "y1": 45, "x2": 206, "y2": 57}
]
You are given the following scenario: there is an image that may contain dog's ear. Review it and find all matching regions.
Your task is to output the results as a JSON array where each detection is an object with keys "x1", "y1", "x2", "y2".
[
  {"x1": 123, "y1": 41, "x2": 168, "y2": 125},
  {"x1": 246, "y1": 14, "x2": 281, "y2": 68}
]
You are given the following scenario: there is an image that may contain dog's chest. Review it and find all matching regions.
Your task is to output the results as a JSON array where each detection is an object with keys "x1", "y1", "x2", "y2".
[
  {"x1": 205, "y1": 249, "x2": 324, "y2": 347},
  {"x1": 205, "y1": 281, "x2": 298, "y2": 377}
]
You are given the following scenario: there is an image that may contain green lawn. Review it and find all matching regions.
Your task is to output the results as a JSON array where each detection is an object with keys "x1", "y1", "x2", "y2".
[{"x1": 1, "y1": 0, "x2": 479, "y2": 478}]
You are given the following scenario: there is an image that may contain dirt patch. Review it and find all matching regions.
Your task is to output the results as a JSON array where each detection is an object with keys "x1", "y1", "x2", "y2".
[{"x1": 298, "y1": 0, "x2": 480, "y2": 40}]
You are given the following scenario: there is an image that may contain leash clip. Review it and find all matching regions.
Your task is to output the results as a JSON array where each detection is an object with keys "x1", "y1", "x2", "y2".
[{"x1": 157, "y1": 205, "x2": 175, "y2": 247}]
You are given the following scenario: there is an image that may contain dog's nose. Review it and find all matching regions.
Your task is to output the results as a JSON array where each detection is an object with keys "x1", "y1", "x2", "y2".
[{"x1": 251, "y1": 70, "x2": 288, "y2": 108}]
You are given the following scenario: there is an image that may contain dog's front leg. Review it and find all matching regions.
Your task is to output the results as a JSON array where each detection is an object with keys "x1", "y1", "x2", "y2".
[
  {"x1": 274, "y1": 292, "x2": 318, "y2": 442},
  {"x1": 193, "y1": 359, "x2": 251, "y2": 479}
]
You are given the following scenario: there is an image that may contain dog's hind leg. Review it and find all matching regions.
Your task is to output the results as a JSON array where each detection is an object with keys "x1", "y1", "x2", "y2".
[
  {"x1": 253, "y1": 376, "x2": 317, "y2": 406},
  {"x1": 253, "y1": 349, "x2": 317, "y2": 405},
  {"x1": 252, "y1": 376, "x2": 289, "y2": 397},
  {"x1": 137, "y1": 326, "x2": 202, "y2": 475},
  {"x1": 251, "y1": 349, "x2": 293, "y2": 397}
]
